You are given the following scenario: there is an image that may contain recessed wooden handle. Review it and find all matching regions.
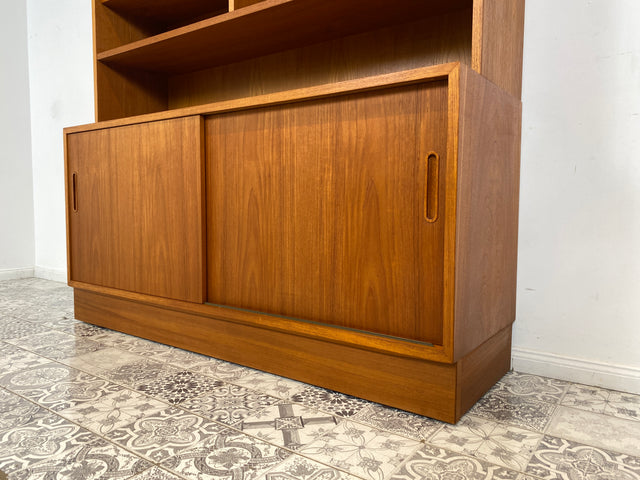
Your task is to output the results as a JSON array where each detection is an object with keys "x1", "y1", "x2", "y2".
[
  {"x1": 72, "y1": 172, "x2": 78, "y2": 212},
  {"x1": 424, "y1": 152, "x2": 439, "y2": 222}
]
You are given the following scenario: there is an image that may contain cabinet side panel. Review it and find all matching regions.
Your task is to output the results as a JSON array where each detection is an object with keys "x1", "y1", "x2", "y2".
[
  {"x1": 453, "y1": 66, "x2": 521, "y2": 361},
  {"x1": 455, "y1": 325, "x2": 511, "y2": 421},
  {"x1": 472, "y1": 0, "x2": 525, "y2": 99},
  {"x1": 67, "y1": 117, "x2": 205, "y2": 302}
]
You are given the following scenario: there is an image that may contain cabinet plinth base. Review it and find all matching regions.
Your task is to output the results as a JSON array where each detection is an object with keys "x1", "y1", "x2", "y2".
[{"x1": 73, "y1": 288, "x2": 511, "y2": 423}]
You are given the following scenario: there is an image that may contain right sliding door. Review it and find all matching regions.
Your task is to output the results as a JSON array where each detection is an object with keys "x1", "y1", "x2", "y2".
[{"x1": 206, "y1": 81, "x2": 449, "y2": 345}]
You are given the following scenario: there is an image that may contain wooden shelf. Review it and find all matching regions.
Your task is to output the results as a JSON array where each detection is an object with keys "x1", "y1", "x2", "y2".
[
  {"x1": 101, "y1": 0, "x2": 229, "y2": 29},
  {"x1": 97, "y1": 0, "x2": 471, "y2": 74}
]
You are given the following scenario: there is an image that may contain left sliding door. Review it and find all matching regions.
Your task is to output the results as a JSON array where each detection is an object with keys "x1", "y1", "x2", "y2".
[{"x1": 65, "y1": 116, "x2": 205, "y2": 303}]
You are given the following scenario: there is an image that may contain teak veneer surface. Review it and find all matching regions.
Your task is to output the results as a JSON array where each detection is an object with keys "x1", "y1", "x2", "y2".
[
  {"x1": 97, "y1": 0, "x2": 470, "y2": 73},
  {"x1": 65, "y1": 116, "x2": 206, "y2": 303},
  {"x1": 453, "y1": 67, "x2": 521, "y2": 359},
  {"x1": 168, "y1": 10, "x2": 472, "y2": 110},
  {"x1": 206, "y1": 82, "x2": 448, "y2": 344},
  {"x1": 100, "y1": 0, "x2": 228, "y2": 32}
]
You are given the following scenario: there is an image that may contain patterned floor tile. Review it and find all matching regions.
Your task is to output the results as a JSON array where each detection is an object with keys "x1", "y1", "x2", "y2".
[
  {"x1": 0, "y1": 344, "x2": 51, "y2": 374},
  {"x1": 6, "y1": 367, "x2": 121, "y2": 412},
  {"x1": 136, "y1": 370, "x2": 225, "y2": 404},
  {"x1": 0, "y1": 361, "x2": 77, "y2": 394},
  {"x1": 0, "y1": 388, "x2": 48, "y2": 433},
  {"x1": 189, "y1": 359, "x2": 256, "y2": 382},
  {"x1": 160, "y1": 427, "x2": 291, "y2": 480},
  {"x1": 104, "y1": 406, "x2": 225, "y2": 462},
  {"x1": 32, "y1": 337, "x2": 104, "y2": 362},
  {"x1": 290, "y1": 385, "x2": 371, "y2": 418},
  {"x1": 0, "y1": 412, "x2": 97, "y2": 474},
  {"x1": 11, "y1": 438, "x2": 151, "y2": 479},
  {"x1": 0, "y1": 320, "x2": 51, "y2": 341},
  {"x1": 130, "y1": 466, "x2": 185, "y2": 480},
  {"x1": 5, "y1": 330, "x2": 76, "y2": 351},
  {"x1": 547, "y1": 406, "x2": 640, "y2": 456},
  {"x1": 491, "y1": 371, "x2": 570, "y2": 404},
  {"x1": 180, "y1": 382, "x2": 281, "y2": 426},
  {"x1": 237, "y1": 402, "x2": 340, "y2": 451},
  {"x1": 605, "y1": 391, "x2": 640, "y2": 422},
  {"x1": 429, "y1": 415, "x2": 543, "y2": 471},
  {"x1": 93, "y1": 332, "x2": 173, "y2": 357},
  {"x1": 299, "y1": 420, "x2": 421, "y2": 480},
  {"x1": 64, "y1": 347, "x2": 146, "y2": 375},
  {"x1": 562, "y1": 384, "x2": 640, "y2": 422},
  {"x1": 561, "y1": 384, "x2": 609, "y2": 414},
  {"x1": 155, "y1": 347, "x2": 213, "y2": 367},
  {"x1": 59, "y1": 387, "x2": 168, "y2": 435},
  {"x1": 102, "y1": 358, "x2": 181, "y2": 389},
  {"x1": 232, "y1": 371, "x2": 306, "y2": 400},
  {"x1": 352, "y1": 403, "x2": 444, "y2": 441},
  {"x1": 5, "y1": 308, "x2": 72, "y2": 325},
  {"x1": 526, "y1": 435, "x2": 640, "y2": 480},
  {"x1": 469, "y1": 391, "x2": 557, "y2": 432},
  {"x1": 64, "y1": 322, "x2": 109, "y2": 337},
  {"x1": 259, "y1": 455, "x2": 362, "y2": 480},
  {"x1": 41, "y1": 315, "x2": 80, "y2": 331},
  {"x1": 389, "y1": 444, "x2": 521, "y2": 480}
]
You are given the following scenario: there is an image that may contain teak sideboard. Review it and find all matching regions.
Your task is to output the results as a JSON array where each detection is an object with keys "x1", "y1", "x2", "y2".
[{"x1": 64, "y1": 0, "x2": 525, "y2": 423}]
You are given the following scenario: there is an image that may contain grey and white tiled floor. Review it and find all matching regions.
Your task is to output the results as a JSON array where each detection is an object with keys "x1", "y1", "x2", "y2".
[{"x1": 1, "y1": 278, "x2": 639, "y2": 480}]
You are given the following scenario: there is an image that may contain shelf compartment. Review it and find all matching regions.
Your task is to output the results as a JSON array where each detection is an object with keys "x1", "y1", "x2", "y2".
[
  {"x1": 97, "y1": 0, "x2": 471, "y2": 74},
  {"x1": 101, "y1": 0, "x2": 229, "y2": 32}
]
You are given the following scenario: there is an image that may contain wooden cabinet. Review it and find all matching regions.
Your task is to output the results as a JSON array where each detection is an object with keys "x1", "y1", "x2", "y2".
[
  {"x1": 65, "y1": 0, "x2": 524, "y2": 423},
  {"x1": 65, "y1": 117, "x2": 205, "y2": 303}
]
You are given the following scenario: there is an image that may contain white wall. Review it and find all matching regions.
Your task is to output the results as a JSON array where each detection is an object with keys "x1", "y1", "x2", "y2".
[
  {"x1": 26, "y1": 0, "x2": 94, "y2": 281},
  {"x1": 0, "y1": 1, "x2": 35, "y2": 279},
  {"x1": 513, "y1": 0, "x2": 640, "y2": 392}
]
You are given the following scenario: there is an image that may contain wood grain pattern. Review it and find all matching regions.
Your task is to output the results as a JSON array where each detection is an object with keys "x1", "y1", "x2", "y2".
[
  {"x1": 74, "y1": 289, "x2": 459, "y2": 422},
  {"x1": 66, "y1": 116, "x2": 205, "y2": 303},
  {"x1": 101, "y1": 0, "x2": 228, "y2": 33},
  {"x1": 472, "y1": 0, "x2": 525, "y2": 98},
  {"x1": 97, "y1": 0, "x2": 470, "y2": 74},
  {"x1": 452, "y1": 65, "x2": 521, "y2": 360},
  {"x1": 455, "y1": 325, "x2": 511, "y2": 421},
  {"x1": 93, "y1": 0, "x2": 156, "y2": 53},
  {"x1": 206, "y1": 82, "x2": 448, "y2": 344},
  {"x1": 230, "y1": 0, "x2": 266, "y2": 10},
  {"x1": 69, "y1": 280, "x2": 450, "y2": 362},
  {"x1": 168, "y1": 10, "x2": 472, "y2": 109},
  {"x1": 66, "y1": 63, "x2": 458, "y2": 134},
  {"x1": 94, "y1": 62, "x2": 168, "y2": 121}
]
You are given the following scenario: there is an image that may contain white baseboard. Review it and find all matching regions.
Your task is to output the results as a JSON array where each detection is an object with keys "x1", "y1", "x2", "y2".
[
  {"x1": 0, "y1": 267, "x2": 35, "y2": 281},
  {"x1": 34, "y1": 266, "x2": 67, "y2": 283},
  {"x1": 512, "y1": 347, "x2": 640, "y2": 394}
]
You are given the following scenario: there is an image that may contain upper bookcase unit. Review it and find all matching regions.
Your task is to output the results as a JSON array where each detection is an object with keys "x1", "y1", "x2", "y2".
[{"x1": 92, "y1": 0, "x2": 524, "y2": 121}]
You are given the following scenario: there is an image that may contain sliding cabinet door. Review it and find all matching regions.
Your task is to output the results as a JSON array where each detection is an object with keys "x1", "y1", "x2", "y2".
[
  {"x1": 66, "y1": 116, "x2": 205, "y2": 303},
  {"x1": 206, "y1": 82, "x2": 448, "y2": 343}
]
